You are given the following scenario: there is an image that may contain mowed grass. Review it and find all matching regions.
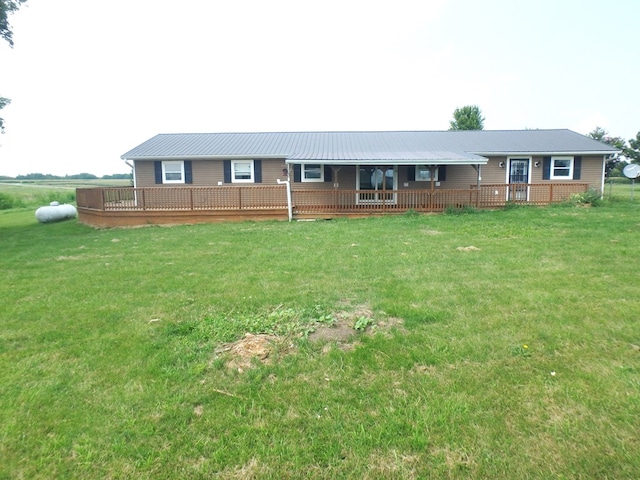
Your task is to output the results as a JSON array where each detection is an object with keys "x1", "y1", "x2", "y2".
[{"x1": 1, "y1": 199, "x2": 639, "y2": 478}]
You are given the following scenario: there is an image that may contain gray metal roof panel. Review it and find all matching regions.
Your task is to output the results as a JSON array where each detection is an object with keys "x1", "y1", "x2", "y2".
[{"x1": 121, "y1": 130, "x2": 618, "y2": 162}]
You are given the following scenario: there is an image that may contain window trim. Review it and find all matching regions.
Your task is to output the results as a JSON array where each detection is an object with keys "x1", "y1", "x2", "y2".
[
  {"x1": 415, "y1": 165, "x2": 439, "y2": 182},
  {"x1": 301, "y1": 163, "x2": 324, "y2": 182},
  {"x1": 231, "y1": 160, "x2": 254, "y2": 183},
  {"x1": 550, "y1": 156, "x2": 574, "y2": 180},
  {"x1": 162, "y1": 161, "x2": 185, "y2": 184}
]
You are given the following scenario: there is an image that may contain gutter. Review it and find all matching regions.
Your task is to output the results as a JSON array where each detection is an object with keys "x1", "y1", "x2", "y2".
[
  {"x1": 120, "y1": 154, "x2": 288, "y2": 161},
  {"x1": 472, "y1": 150, "x2": 620, "y2": 156}
]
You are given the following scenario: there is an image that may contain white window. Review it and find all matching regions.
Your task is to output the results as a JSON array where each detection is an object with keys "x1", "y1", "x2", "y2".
[
  {"x1": 231, "y1": 160, "x2": 254, "y2": 183},
  {"x1": 162, "y1": 161, "x2": 185, "y2": 183},
  {"x1": 551, "y1": 156, "x2": 573, "y2": 179},
  {"x1": 415, "y1": 165, "x2": 438, "y2": 182},
  {"x1": 302, "y1": 164, "x2": 324, "y2": 182}
]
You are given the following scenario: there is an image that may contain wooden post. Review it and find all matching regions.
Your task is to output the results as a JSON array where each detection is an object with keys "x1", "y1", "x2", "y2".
[
  {"x1": 381, "y1": 167, "x2": 388, "y2": 212},
  {"x1": 476, "y1": 165, "x2": 481, "y2": 208}
]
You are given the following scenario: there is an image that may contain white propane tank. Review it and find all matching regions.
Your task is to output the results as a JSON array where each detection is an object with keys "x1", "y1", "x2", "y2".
[{"x1": 35, "y1": 202, "x2": 78, "y2": 223}]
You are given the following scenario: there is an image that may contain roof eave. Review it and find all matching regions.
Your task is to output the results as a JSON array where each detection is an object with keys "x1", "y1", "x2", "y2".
[
  {"x1": 472, "y1": 150, "x2": 620, "y2": 156},
  {"x1": 121, "y1": 154, "x2": 288, "y2": 161}
]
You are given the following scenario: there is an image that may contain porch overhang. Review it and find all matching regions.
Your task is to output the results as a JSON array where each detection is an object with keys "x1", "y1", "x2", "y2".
[{"x1": 285, "y1": 151, "x2": 488, "y2": 166}]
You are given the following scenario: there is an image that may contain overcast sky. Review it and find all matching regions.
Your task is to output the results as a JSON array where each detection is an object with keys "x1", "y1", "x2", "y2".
[{"x1": 1, "y1": 0, "x2": 638, "y2": 177}]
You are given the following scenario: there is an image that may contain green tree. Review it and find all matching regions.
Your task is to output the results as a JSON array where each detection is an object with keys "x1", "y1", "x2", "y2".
[
  {"x1": 587, "y1": 126, "x2": 625, "y2": 148},
  {"x1": 1, "y1": 0, "x2": 27, "y2": 132},
  {"x1": 587, "y1": 127, "x2": 627, "y2": 176},
  {"x1": 627, "y1": 132, "x2": 640, "y2": 164},
  {"x1": 1, "y1": 0, "x2": 27, "y2": 47},
  {"x1": 0, "y1": 96, "x2": 10, "y2": 133},
  {"x1": 449, "y1": 105, "x2": 485, "y2": 130}
]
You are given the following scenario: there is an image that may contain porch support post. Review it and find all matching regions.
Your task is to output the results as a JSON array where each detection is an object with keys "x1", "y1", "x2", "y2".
[
  {"x1": 477, "y1": 164, "x2": 481, "y2": 207},
  {"x1": 472, "y1": 164, "x2": 482, "y2": 208},
  {"x1": 382, "y1": 166, "x2": 389, "y2": 212}
]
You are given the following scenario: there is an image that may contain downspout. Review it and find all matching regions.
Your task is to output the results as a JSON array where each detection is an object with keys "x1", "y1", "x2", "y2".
[
  {"x1": 277, "y1": 178, "x2": 292, "y2": 222},
  {"x1": 124, "y1": 160, "x2": 136, "y2": 187},
  {"x1": 601, "y1": 154, "x2": 611, "y2": 197}
]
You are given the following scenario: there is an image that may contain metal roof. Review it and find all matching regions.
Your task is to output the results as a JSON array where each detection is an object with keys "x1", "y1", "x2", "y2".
[{"x1": 121, "y1": 130, "x2": 618, "y2": 165}]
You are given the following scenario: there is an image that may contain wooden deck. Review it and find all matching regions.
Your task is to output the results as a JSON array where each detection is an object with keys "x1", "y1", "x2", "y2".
[{"x1": 76, "y1": 183, "x2": 589, "y2": 227}]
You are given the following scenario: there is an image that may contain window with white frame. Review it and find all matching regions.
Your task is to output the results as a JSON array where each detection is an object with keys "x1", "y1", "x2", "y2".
[
  {"x1": 551, "y1": 156, "x2": 573, "y2": 179},
  {"x1": 231, "y1": 160, "x2": 254, "y2": 183},
  {"x1": 162, "y1": 161, "x2": 185, "y2": 183},
  {"x1": 415, "y1": 165, "x2": 438, "y2": 182},
  {"x1": 302, "y1": 164, "x2": 324, "y2": 182}
]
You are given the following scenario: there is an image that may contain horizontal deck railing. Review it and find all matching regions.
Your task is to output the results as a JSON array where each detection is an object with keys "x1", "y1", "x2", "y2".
[
  {"x1": 76, "y1": 183, "x2": 590, "y2": 215},
  {"x1": 474, "y1": 183, "x2": 589, "y2": 207},
  {"x1": 292, "y1": 189, "x2": 481, "y2": 214},
  {"x1": 77, "y1": 186, "x2": 288, "y2": 211}
]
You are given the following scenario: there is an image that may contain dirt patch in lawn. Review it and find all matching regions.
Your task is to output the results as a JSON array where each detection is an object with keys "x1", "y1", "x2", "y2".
[
  {"x1": 217, "y1": 333, "x2": 284, "y2": 373},
  {"x1": 307, "y1": 316, "x2": 358, "y2": 344},
  {"x1": 217, "y1": 305, "x2": 404, "y2": 372}
]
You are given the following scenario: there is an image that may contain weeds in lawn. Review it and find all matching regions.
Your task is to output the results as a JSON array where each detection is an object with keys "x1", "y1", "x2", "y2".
[
  {"x1": 353, "y1": 315, "x2": 375, "y2": 331},
  {"x1": 444, "y1": 204, "x2": 478, "y2": 215},
  {"x1": 510, "y1": 343, "x2": 531, "y2": 357},
  {"x1": 569, "y1": 188, "x2": 603, "y2": 206}
]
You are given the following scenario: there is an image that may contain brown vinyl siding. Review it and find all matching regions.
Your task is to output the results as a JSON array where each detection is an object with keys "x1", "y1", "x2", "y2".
[
  {"x1": 534, "y1": 155, "x2": 603, "y2": 190},
  {"x1": 134, "y1": 161, "x2": 155, "y2": 187},
  {"x1": 262, "y1": 159, "x2": 289, "y2": 184},
  {"x1": 191, "y1": 160, "x2": 220, "y2": 185},
  {"x1": 135, "y1": 159, "x2": 289, "y2": 187},
  {"x1": 581, "y1": 155, "x2": 605, "y2": 189},
  {"x1": 135, "y1": 156, "x2": 604, "y2": 191}
]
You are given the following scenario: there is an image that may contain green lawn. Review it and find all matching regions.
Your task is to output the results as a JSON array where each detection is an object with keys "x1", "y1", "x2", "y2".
[{"x1": 1, "y1": 199, "x2": 639, "y2": 478}]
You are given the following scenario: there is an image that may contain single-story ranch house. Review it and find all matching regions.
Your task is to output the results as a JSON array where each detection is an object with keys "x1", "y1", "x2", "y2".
[{"x1": 76, "y1": 129, "x2": 618, "y2": 227}]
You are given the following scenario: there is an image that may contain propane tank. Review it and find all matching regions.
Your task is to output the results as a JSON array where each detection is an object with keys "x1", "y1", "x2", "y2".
[{"x1": 35, "y1": 202, "x2": 78, "y2": 223}]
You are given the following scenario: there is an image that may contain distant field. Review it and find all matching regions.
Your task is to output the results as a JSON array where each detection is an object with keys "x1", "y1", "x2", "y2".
[
  {"x1": 0, "y1": 178, "x2": 131, "y2": 188},
  {"x1": 0, "y1": 179, "x2": 131, "y2": 209}
]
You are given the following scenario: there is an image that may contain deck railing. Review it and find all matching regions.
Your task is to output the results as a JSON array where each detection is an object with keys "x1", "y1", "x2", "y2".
[
  {"x1": 77, "y1": 186, "x2": 288, "y2": 211},
  {"x1": 292, "y1": 189, "x2": 482, "y2": 214},
  {"x1": 76, "y1": 183, "x2": 590, "y2": 215},
  {"x1": 474, "y1": 183, "x2": 590, "y2": 207}
]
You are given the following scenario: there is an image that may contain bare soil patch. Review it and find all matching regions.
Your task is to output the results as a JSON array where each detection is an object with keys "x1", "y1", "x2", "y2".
[
  {"x1": 217, "y1": 304, "x2": 404, "y2": 372},
  {"x1": 217, "y1": 333, "x2": 284, "y2": 373},
  {"x1": 456, "y1": 245, "x2": 481, "y2": 251}
]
